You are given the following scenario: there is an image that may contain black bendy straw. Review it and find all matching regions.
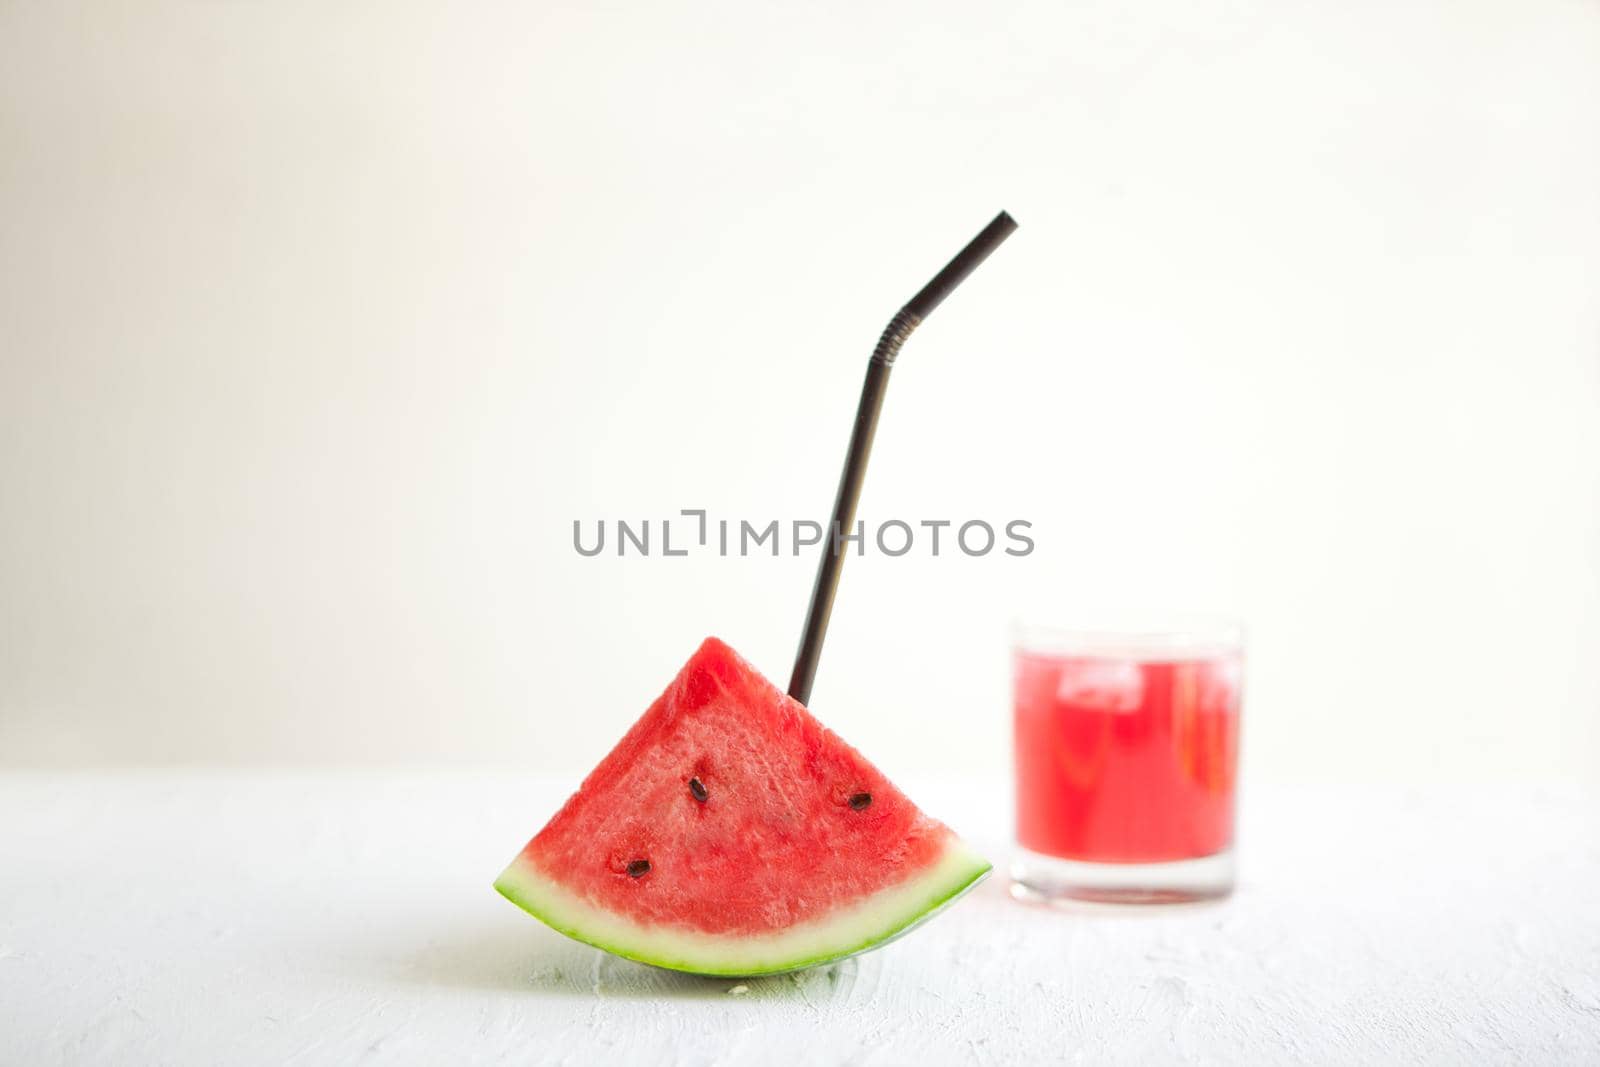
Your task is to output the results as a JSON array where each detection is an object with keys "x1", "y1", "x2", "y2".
[{"x1": 787, "y1": 211, "x2": 1018, "y2": 706}]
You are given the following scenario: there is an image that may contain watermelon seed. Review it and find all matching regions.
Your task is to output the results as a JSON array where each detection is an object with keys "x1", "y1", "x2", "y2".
[
  {"x1": 688, "y1": 777, "x2": 709, "y2": 803},
  {"x1": 627, "y1": 859, "x2": 651, "y2": 878},
  {"x1": 849, "y1": 792, "x2": 873, "y2": 811}
]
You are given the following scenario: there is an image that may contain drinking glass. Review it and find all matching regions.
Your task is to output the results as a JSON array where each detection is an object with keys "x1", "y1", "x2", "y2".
[{"x1": 1010, "y1": 619, "x2": 1243, "y2": 904}]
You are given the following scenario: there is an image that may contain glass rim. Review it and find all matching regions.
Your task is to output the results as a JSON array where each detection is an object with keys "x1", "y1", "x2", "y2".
[{"x1": 1011, "y1": 615, "x2": 1244, "y2": 661}]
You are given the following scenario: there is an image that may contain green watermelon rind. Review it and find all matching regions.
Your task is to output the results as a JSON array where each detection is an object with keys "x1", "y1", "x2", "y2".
[{"x1": 494, "y1": 839, "x2": 991, "y2": 977}]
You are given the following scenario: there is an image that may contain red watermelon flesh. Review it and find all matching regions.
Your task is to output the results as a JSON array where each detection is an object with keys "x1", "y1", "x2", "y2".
[{"x1": 495, "y1": 637, "x2": 989, "y2": 975}]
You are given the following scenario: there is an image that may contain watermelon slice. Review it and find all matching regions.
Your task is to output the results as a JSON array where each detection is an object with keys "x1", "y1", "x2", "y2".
[{"x1": 495, "y1": 637, "x2": 989, "y2": 976}]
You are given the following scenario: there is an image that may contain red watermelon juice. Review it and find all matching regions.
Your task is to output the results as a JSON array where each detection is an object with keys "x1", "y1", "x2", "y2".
[{"x1": 1011, "y1": 631, "x2": 1242, "y2": 901}]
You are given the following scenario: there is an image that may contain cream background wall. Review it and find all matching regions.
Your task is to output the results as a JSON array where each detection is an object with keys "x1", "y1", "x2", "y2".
[{"x1": 2, "y1": 0, "x2": 1597, "y2": 783}]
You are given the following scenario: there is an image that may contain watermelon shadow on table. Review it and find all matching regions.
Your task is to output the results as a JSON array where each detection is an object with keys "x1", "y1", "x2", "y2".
[
  {"x1": 387, "y1": 915, "x2": 864, "y2": 1001},
  {"x1": 494, "y1": 638, "x2": 992, "y2": 978}
]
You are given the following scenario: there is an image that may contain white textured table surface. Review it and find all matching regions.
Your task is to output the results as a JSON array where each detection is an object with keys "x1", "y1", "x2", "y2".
[{"x1": 2, "y1": 772, "x2": 1597, "y2": 1065}]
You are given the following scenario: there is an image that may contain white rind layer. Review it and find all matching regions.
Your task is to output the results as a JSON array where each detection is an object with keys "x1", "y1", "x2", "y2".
[{"x1": 494, "y1": 839, "x2": 991, "y2": 977}]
